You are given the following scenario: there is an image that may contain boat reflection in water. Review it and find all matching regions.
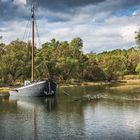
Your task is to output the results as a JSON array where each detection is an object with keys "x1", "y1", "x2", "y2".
[
  {"x1": 2, "y1": 96, "x2": 57, "y2": 140},
  {"x1": 44, "y1": 97, "x2": 57, "y2": 111},
  {"x1": 9, "y1": 96, "x2": 57, "y2": 110}
]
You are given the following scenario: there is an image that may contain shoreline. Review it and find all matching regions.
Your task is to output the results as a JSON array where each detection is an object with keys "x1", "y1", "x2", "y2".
[
  {"x1": 1, "y1": 79, "x2": 140, "y2": 95},
  {"x1": 0, "y1": 87, "x2": 12, "y2": 94}
]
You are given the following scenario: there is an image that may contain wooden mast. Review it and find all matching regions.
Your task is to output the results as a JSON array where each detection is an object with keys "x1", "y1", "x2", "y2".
[{"x1": 31, "y1": 2, "x2": 35, "y2": 81}]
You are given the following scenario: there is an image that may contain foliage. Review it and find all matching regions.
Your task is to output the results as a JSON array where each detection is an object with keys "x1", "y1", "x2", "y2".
[
  {"x1": 83, "y1": 53, "x2": 105, "y2": 81},
  {"x1": 135, "y1": 30, "x2": 140, "y2": 47},
  {"x1": 135, "y1": 63, "x2": 140, "y2": 77},
  {"x1": 0, "y1": 40, "x2": 31, "y2": 85},
  {"x1": 0, "y1": 36, "x2": 140, "y2": 85}
]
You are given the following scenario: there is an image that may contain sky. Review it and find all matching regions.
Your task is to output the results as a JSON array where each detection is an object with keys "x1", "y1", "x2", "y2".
[{"x1": 1, "y1": 0, "x2": 140, "y2": 53}]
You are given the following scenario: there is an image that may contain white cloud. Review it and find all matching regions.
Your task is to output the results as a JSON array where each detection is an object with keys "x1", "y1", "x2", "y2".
[
  {"x1": 1, "y1": 2, "x2": 140, "y2": 53},
  {"x1": 132, "y1": 10, "x2": 140, "y2": 16},
  {"x1": 1, "y1": 15, "x2": 139, "y2": 53},
  {"x1": 120, "y1": 25, "x2": 138, "y2": 42},
  {"x1": 13, "y1": 0, "x2": 26, "y2": 6}
]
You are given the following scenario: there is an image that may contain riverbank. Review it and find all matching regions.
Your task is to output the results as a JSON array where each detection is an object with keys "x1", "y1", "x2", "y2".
[
  {"x1": 1, "y1": 79, "x2": 140, "y2": 95},
  {"x1": 0, "y1": 87, "x2": 12, "y2": 96},
  {"x1": 60, "y1": 79, "x2": 140, "y2": 87},
  {"x1": 0, "y1": 87, "x2": 11, "y2": 92}
]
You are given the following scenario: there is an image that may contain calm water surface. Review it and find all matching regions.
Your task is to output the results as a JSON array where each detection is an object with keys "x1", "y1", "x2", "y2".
[{"x1": 0, "y1": 85, "x2": 140, "y2": 140}]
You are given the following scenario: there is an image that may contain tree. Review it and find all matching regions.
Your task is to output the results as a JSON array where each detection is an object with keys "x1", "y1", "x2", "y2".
[
  {"x1": 135, "y1": 63, "x2": 140, "y2": 76},
  {"x1": 126, "y1": 48, "x2": 140, "y2": 74},
  {"x1": 70, "y1": 37, "x2": 83, "y2": 59},
  {"x1": 36, "y1": 39, "x2": 60, "y2": 80},
  {"x1": 1, "y1": 37, "x2": 140, "y2": 85},
  {"x1": 98, "y1": 55, "x2": 127, "y2": 81},
  {"x1": 83, "y1": 54, "x2": 105, "y2": 81},
  {"x1": 135, "y1": 30, "x2": 140, "y2": 47},
  {"x1": 0, "y1": 40, "x2": 31, "y2": 84}
]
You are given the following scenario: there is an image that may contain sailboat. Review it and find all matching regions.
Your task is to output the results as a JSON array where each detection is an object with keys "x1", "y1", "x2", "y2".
[{"x1": 9, "y1": 1, "x2": 57, "y2": 96}]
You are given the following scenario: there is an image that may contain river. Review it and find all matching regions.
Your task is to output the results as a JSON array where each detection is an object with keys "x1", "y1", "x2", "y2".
[{"x1": 0, "y1": 84, "x2": 140, "y2": 140}]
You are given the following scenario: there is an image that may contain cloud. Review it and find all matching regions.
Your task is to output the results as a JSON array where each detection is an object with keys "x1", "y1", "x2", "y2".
[
  {"x1": 13, "y1": 0, "x2": 26, "y2": 6},
  {"x1": 1, "y1": 0, "x2": 140, "y2": 22},
  {"x1": 40, "y1": 15, "x2": 139, "y2": 53},
  {"x1": 0, "y1": 0, "x2": 29, "y2": 21},
  {"x1": 0, "y1": 0, "x2": 140, "y2": 53},
  {"x1": 2, "y1": 14, "x2": 139, "y2": 53},
  {"x1": 34, "y1": 0, "x2": 105, "y2": 11}
]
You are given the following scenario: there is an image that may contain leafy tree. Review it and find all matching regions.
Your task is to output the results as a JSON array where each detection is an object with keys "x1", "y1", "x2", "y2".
[
  {"x1": 70, "y1": 37, "x2": 83, "y2": 59},
  {"x1": 135, "y1": 30, "x2": 140, "y2": 47},
  {"x1": 36, "y1": 39, "x2": 60, "y2": 80},
  {"x1": 83, "y1": 54, "x2": 105, "y2": 81},
  {"x1": 1, "y1": 36, "x2": 140, "y2": 86},
  {"x1": 135, "y1": 63, "x2": 140, "y2": 76},
  {"x1": 126, "y1": 48, "x2": 140, "y2": 74},
  {"x1": 0, "y1": 40, "x2": 31, "y2": 84},
  {"x1": 98, "y1": 55, "x2": 127, "y2": 81}
]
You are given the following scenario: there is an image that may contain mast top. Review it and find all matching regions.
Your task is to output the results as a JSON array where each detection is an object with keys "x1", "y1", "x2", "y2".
[{"x1": 31, "y1": 2, "x2": 35, "y2": 19}]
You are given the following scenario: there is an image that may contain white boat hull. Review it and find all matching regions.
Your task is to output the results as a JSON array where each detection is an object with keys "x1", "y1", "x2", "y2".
[{"x1": 9, "y1": 81, "x2": 46, "y2": 97}]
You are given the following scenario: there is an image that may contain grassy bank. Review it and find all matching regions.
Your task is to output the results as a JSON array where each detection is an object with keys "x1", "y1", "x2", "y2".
[
  {"x1": 61, "y1": 79, "x2": 140, "y2": 87},
  {"x1": 1, "y1": 79, "x2": 140, "y2": 95},
  {"x1": 0, "y1": 87, "x2": 12, "y2": 95},
  {"x1": 109, "y1": 79, "x2": 140, "y2": 91}
]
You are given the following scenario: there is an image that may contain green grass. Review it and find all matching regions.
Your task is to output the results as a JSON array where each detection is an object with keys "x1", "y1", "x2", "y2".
[{"x1": 0, "y1": 88, "x2": 10, "y2": 94}]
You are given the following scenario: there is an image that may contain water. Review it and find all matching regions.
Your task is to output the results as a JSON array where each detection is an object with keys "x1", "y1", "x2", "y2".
[{"x1": 0, "y1": 85, "x2": 140, "y2": 140}]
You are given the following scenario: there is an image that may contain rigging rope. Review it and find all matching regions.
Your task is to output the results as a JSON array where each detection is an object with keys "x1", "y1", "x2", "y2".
[
  {"x1": 35, "y1": 17, "x2": 41, "y2": 47},
  {"x1": 22, "y1": 0, "x2": 41, "y2": 48},
  {"x1": 22, "y1": 17, "x2": 31, "y2": 41},
  {"x1": 27, "y1": 21, "x2": 32, "y2": 42}
]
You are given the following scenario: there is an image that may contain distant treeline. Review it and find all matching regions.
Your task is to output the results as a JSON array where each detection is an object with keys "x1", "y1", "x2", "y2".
[{"x1": 1, "y1": 33, "x2": 140, "y2": 85}]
